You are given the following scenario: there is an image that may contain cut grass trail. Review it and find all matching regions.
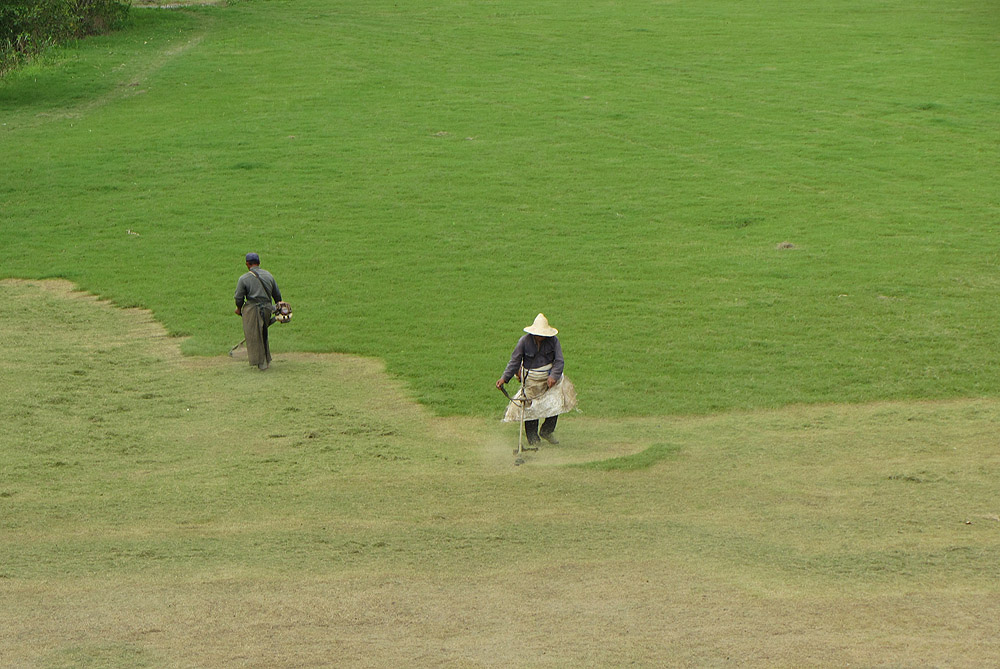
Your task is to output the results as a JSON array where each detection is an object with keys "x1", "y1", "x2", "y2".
[
  {"x1": 1, "y1": 0, "x2": 999, "y2": 416},
  {"x1": 2, "y1": 279, "x2": 999, "y2": 666}
]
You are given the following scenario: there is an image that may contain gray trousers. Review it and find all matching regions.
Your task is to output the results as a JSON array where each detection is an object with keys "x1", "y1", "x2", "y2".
[{"x1": 241, "y1": 303, "x2": 273, "y2": 368}]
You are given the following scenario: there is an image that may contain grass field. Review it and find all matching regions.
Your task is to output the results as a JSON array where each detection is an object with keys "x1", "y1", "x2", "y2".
[
  {"x1": 3, "y1": 278, "x2": 1000, "y2": 666},
  {"x1": 2, "y1": 0, "x2": 1000, "y2": 665},
  {"x1": 2, "y1": 0, "x2": 998, "y2": 416}
]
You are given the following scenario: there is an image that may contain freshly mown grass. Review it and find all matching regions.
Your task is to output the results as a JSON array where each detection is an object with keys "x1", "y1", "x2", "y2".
[
  {"x1": 3, "y1": 279, "x2": 1000, "y2": 666},
  {"x1": 1, "y1": 0, "x2": 998, "y2": 417}
]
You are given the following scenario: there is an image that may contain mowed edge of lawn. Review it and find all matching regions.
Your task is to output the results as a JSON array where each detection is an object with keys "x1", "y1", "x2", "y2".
[{"x1": 2, "y1": 279, "x2": 999, "y2": 667}]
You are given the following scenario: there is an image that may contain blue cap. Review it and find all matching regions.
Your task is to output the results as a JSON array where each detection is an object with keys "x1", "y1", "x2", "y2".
[{"x1": 245, "y1": 252, "x2": 260, "y2": 264}]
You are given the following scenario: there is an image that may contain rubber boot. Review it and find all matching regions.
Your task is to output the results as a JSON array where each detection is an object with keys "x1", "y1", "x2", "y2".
[
  {"x1": 523, "y1": 419, "x2": 541, "y2": 445},
  {"x1": 540, "y1": 416, "x2": 559, "y2": 444}
]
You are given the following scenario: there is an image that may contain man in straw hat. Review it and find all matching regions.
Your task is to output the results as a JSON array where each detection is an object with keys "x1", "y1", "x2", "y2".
[
  {"x1": 496, "y1": 313, "x2": 578, "y2": 445},
  {"x1": 234, "y1": 252, "x2": 283, "y2": 370}
]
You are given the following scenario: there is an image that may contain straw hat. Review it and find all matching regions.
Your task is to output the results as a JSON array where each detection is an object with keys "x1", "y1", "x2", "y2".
[{"x1": 524, "y1": 313, "x2": 558, "y2": 337}]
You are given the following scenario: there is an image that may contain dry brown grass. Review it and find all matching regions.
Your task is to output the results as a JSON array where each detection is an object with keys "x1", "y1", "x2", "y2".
[
  {"x1": 6, "y1": 567, "x2": 1000, "y2": 667},
  {"x1": 2, "y1": 279, "x2": 999, "y2": 667}
]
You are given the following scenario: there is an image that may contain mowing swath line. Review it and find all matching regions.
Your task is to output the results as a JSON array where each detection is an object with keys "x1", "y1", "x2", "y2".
[
  {"x1": 573, "y1": 442, "x2": 682, "y2": 471},
  {"x1": 21, "y1": 17, "x2": 211, "y2": 127}
]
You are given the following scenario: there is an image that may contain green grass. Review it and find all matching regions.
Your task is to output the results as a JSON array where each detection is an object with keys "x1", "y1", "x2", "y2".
[
  {"x1": 575, "y1": 441, "x2": 681, "y2": 470},
  {"x1": 3, "y1": 278, "x2": 1000, "y2": 666},
  {"x1": 1, "y1": 0, "x2": 998, "y2": 417},
  {"x1": 4, "y1": 5, "x2": 1000, "y2": 664}
]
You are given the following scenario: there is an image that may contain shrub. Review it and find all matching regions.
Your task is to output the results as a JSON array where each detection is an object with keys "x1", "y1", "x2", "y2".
[{"x1": 0, "y1": 0, "x2": 129, "y2": 75}]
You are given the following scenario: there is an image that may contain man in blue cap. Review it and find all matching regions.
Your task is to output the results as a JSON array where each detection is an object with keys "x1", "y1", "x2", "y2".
[{"x1": 234, "y1": 252, "x2": 283, "y2": 370}]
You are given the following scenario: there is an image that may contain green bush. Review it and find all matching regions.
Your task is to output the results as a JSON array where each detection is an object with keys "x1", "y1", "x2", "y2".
[{"x1": 0, "y1": 0, "x2": 129, "y2": 74}]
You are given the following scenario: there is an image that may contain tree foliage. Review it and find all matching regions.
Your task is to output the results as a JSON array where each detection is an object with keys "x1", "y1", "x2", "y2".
[{"x1": 1, "y1": 0, "x2": 129, "y2": 74}]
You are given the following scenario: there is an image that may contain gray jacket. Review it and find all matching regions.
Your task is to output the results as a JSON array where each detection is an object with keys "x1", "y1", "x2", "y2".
[{"x1": 235, "y1": 268, "x2": 282, "y2": 309}]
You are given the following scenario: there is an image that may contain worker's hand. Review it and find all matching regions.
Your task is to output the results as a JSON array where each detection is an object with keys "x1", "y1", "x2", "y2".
[
  {"x1": 496, "y1": 377, "x2": 506, "y2": 389},
  {"x1": 547, "y1": 376, "x2": 557, "y2": 388},
  {"x1": 235, "y1": 308, "x2": 242, "y2": 316}
]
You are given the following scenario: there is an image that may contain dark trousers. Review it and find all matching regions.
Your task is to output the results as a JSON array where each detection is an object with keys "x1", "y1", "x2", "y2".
[{"x1": 524, "y1": 415, "x2": 557, "y2": 443}]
